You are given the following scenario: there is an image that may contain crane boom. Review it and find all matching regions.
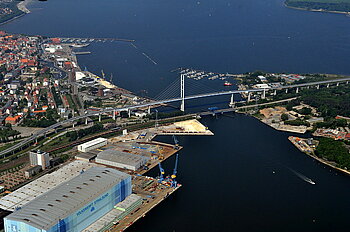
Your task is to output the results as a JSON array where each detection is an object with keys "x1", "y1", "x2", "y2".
[
  {"x1": 172, "y1": 135, "x2": 179, "y2": 150},
  {"x1": 158, "y1": 162, "x2": 165, "y2": 182},
  {"x1": 171, "y1": 153, "x2": 179, "y2": 179}
]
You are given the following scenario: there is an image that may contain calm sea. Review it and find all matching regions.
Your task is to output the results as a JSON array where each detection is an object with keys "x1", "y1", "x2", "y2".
[{"x1": 1, "y1": 0, "x2": 350, "y2": 231}]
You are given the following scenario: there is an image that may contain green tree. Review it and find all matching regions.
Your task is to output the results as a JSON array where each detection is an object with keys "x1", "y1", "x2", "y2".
[{"x1": 281, "y1": 113, "x2": 289, "y2": 121}]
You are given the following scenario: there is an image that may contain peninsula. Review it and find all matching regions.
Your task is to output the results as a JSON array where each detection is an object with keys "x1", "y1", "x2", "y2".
[{"x1": 285, "y1": 0, "x2": 350, "y2": 14}]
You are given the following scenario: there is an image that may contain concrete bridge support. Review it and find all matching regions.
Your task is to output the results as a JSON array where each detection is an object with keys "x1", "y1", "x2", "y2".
[
  {"x1": 285, "y1": 89, "x2": 288, "y2": 94},
  {"x1": 337, "y1": 82, "x2": 339, "y2": 87},
  {"x1": 327, "y1": 84, "x2": 330, "y2": 88},
  {"x1": 99, "y1": 114, "x2": 101, "y2": 122},
  {"x1": 317, "y1": 85, "x2": 320, "y2": 90},
  {"x1": 273, "y1": 90, "x2": 277, "y2": 96},
  {"x1": 296, "y1": 87, "x2": 299, "y2": 94},
  {"x1": 347, "y1": 81, "x2": 349, "y2": 85},
  {"x1": 128, "y1": 109, "x2": 131, "y2": 118},
  {"x1": 229, "y1": 94, "x2": 235, "y2": 107},
  {"x1": 148, "y1": 106, "x2": 151, "y2": 115},
  {"x1": 112, "y1": 110, "x2": 116, "y2": 120},
  {"x1": 85, "y1": 118, "x2": 88, "y2": 125},
  {"x1": 247, "y1": 92, "x2": 252, "y2": 102},
  {"x1": 262, "y1": 89, "x2": 266, "y2": 99}
]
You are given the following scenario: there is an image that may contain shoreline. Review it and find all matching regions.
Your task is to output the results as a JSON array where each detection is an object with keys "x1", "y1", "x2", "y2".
[
  {"x1": 284, "y1": 2, "x2": 350, "y2": 16},
  {"x1": 288, "y1": 136, "x2": 350, "y2": 176},
  {"x1": 0, "y1": 12, "x2": 25, "y2": 26},
  {"x1": 303, "y1": 149, "x2": 350, "y2": 176}
]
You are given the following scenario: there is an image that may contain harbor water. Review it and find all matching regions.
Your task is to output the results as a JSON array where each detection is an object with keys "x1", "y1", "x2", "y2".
[{"x1": 2, "y1": 0, "x2": 350, "y2": 231}]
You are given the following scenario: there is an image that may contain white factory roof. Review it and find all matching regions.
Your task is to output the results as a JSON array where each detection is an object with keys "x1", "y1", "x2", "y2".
[
  {"x1": 255, "y1": 83, "x2": 270, "y2": 89},
  {"x1": 80, "y1": 137, "x2": 107, "y2": 147},
  {"x1": 5, "y1": 167, "x2": 130, "y2": 231},
  {"x1": 0, "y1": 161, "x2": 100, "y2": 211},
  {"x1": 96, "y1": 149, "x2": 150, "y2": 167}
]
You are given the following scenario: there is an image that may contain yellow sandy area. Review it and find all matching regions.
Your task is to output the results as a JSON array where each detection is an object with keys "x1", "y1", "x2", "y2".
[
  {"x1": 97, "y1": 79, "x2": 116, "y2": 89},
  {"x1": 173, "y1": 119, "x2": 207, "y2": 132}
]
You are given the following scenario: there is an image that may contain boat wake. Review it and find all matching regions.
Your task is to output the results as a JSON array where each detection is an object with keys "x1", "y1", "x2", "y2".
[{"x1": 288, "y1": 168, "x2": 315, "y2": 185}]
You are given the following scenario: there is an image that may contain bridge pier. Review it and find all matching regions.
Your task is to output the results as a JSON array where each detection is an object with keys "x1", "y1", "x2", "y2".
[
  {"x1": 229, "y1": 94, "x2": 235, "y2": 107},
  {"x1": 85, "y1": 118, "x2": 88, "y2": 125},
  {"x1": 128, "y1": 109, "x2": 131, "y2": 118},
  {"x1": 261, "y1": 89, "x2": 266, "y2": 99},
  {"x1": 337, "y1": 82, "x2": 339, "y2": 87},
  {"x1": 296, "y1": 87, "x2": 299, "y2": 94},
  {"x1": 285, "y1": 89, "x2": 288, "y2": 94},
  {"x1": 99, "y1": 114, "x2": 101, "y2": 122},
  {"x1": 148, "y1": 106, "x2": 151, "y2": 115},
  {"x1": 327, "y1": 84, "x2": 330, "y2": 88},
  {"x1": 247, "y1": 92, "x2": 252, "y2": 102},
  {"x1": 112, "y1": 110, "x2": 116, "y2": 120},
  {"x1": 273, "y1": 90, "x2": 277, "y2": 96},
  {"x1": 347, "y1": 81, "x2": 349, "y2": 85},
  {"x1": 317, "y1": 85, "x2": 320, "y2": 90}
]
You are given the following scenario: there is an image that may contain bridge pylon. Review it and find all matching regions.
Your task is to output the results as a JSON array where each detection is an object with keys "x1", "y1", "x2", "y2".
[
  {"x1": 247, "y1": 92, "x2": 252, "y2": 102},
  {"x1": 229, "y1": 94, "x2": 235, "y2": 108},
  {"x1": 180, "y1": 74, "x2": 185, "y2": 112}
]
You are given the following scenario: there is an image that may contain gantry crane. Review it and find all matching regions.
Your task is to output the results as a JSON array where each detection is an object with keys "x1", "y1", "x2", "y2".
[
  {"x1": 170, "y1": 153, "x2": 179, "y2": 187},
  {"x1": 156, "y1": 145, "x2": 164, "y2": 160},
  {"x1": 158, "y1": 162, "x2": 165, "y2": 183},
  {"x1": 172, "y1": 135, "x2": 179, "y2": 150}
]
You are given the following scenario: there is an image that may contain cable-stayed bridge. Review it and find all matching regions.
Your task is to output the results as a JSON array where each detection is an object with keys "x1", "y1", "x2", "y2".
[{"x1": 1, "y1": 75, "x2": 349, "y2": 158}]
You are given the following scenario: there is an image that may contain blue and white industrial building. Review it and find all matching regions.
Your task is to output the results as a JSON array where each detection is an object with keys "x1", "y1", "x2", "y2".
[{"x1": 4, "y1": 167, "x2": 131, "y2": 232}]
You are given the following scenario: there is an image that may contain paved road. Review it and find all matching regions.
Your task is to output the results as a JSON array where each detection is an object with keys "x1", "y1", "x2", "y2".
[{"x1": 1, "y1": 77, "x2": 349, "y2": 158}]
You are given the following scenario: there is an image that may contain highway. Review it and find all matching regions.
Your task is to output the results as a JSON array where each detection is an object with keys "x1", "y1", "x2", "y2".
[{"x1": 0, "y1": 77, "x2": 349, "y2": 158}]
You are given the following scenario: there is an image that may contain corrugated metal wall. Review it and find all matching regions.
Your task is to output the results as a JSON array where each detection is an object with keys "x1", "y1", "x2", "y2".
[{"x1": 4, "y1": 176, "x2": 132, "y2": 232}]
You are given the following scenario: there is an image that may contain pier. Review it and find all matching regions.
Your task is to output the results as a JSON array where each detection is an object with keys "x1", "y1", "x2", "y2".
[
  {"x1": 73, "y1": 51, "x2": 91, "y2": 55},
  {"x1": 57, "y1": 37, "x2": 135, "y2": 43}
]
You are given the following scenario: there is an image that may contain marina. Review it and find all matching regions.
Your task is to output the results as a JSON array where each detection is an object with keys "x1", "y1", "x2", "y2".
[{"x1": 174, "y1": 67, "x2": 238, "y2": 81}]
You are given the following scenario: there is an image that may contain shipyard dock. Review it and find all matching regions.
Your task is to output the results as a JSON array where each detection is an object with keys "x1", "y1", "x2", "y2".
[
  {"x1": 0, "y1": 119, "x2": 212, "y2": 232},
  {"x1": 112, "y1": 176, "x2": 180, "y2": 232}
]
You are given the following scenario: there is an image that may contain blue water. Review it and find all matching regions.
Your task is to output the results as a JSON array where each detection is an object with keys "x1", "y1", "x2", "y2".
[
  {"x1": 2, "y1": 0, "x2": 350, "y2": 94},
  {"x1": 2, "y1": 0, "x2": 350, "y2": 231}
]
